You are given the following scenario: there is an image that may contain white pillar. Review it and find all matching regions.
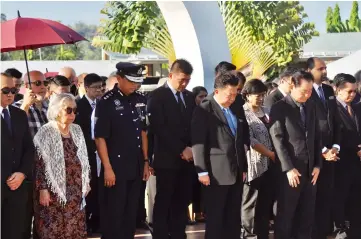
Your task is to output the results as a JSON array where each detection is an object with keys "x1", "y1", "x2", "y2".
[{"x1": 157, "y1": 1, "x2": 231, "y2": 92}]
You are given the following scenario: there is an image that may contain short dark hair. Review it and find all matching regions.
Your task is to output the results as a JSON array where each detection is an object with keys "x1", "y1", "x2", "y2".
[
  {"x1": 101, "y1": 76, "x2": 108, "y2": 81},
  {"x1": 291, "y1": 71, "x2": 314, "y2": 87},
  {"x1": 279, "y1": 67, "x2": 298, "y2": 81},
  {"x1": 215, "y1": 61, "x2": 236, "y2": 75},
  {"x1": 334, "y1": 73, "x2": 356, "y2": 89},
  {"x1": 1, "y1": 72, "x2": 12, "y2": 78},
  {"x1": 233, "y1": 71, "x2": 246, "y2": 85},
  {"x1": 84, "y1": 73, "x2": 103, "y2": 87},
  {"x1": 5, "y1": 68, "x2": 22, "y2": 79},
  {"x1": 306, "y1": 57, "x2": 324, "y2": 70},
  {"x1": 241, "y1": 79, "x2": 267, "y2": 99},
  {"x1": 170, "y1": 59, "x2": 193, "y2": 75},
  {"x1": 192, "y1": 86, "x2": 208, "y2": 96},
  {"x1": 214, "y1": 72, "x2": 239, "y2": 89},
  {"x1": 50, "y1": 75, "x2": 71, "y2": 87}
]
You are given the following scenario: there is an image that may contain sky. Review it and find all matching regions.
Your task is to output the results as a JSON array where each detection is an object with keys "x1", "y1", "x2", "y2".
[{"x1": 1, "y1": 1, "x2": 361, "y2": 34}]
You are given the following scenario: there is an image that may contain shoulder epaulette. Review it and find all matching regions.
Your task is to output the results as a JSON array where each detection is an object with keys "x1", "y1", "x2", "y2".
[{"x1": 102, "y1": 91, "x2": 114, "y2": 100}]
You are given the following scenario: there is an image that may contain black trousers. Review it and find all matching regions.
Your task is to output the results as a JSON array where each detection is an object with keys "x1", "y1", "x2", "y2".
[
  {"x1": 275, "y1": 165, "x2": 316, "y2": 239},
  {"x1": 333, "y1": 163, "x2": 361, "y2": 239},
  {"x1": 190, "y1": 167, "x2": 202, "y2": 214},
  {"x1": 23, "y1": 181, "x2": 35, "y2": 239},
  {"x1": 312, "y1": 161, "x2": 335, "y2": 239},
  {"x1": 86, "y1": 153, "x2": 100, "y2": 233},
  {"x1": 1, "y1": 182, "x2": 29, "y2": 239},
  {"x1": 100, "y1": 176, "x2": 142, "y2": 239},
  {"x1": 152, "y1": 166, "x2": 193, "y2": 239},
  {"x1": 204, "y1": 178, "x2": 242, "y2": 239},
  {"x1": 241, "y1": 169, "x2": 273, "y2": 239},
  {"x1": 136, "y1": 181, "x2": 147, "y2": 223}
]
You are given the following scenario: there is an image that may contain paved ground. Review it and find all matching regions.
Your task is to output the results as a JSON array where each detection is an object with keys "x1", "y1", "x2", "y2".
[{"x1": 88, "y1": 224, "x2": 337, "y2": 239}]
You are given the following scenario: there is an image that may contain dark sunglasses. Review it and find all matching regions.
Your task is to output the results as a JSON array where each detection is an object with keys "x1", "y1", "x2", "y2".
[
  {"x1": 65, "y1": 107, "x2": 77, "y2": 114},
  {"x1": 31, "y1": 80, "x2": 49, "y2": 87},
  {"x1": 1, "y1": 87, "x2": 18, "y2": 95}
]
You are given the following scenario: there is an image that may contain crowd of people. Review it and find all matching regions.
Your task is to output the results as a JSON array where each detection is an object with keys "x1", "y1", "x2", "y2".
[{"x1": 1, "y1": 57, "x2": 361, "y2": 239}]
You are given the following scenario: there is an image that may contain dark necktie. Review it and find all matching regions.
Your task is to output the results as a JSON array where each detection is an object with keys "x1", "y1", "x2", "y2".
[
  {"x1": 2, "y1": 108, "x2": 12, "y2": 134},
  {"x1": 176, "y1": 91, "x2": 186, "y2": 113},
  {"x1": 346, "y1": 105, "x2": 354, "y2": 118},
  {"x1": 317, "y1": 86, "x2": 326, "y2": 107},
  {"x1": 300, "y1": 104, "x2": 306, "y2": 128}
]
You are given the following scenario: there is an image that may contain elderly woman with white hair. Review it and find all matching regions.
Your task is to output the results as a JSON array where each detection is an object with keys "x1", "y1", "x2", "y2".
[{"x1": 33, "y1": 93, "x2": 90, "y2": 239}]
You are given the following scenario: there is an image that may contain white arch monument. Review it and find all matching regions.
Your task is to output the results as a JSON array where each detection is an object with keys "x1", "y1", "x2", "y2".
[{"x1": 157, "y1": 1, "x2": 231, "y2": 91}]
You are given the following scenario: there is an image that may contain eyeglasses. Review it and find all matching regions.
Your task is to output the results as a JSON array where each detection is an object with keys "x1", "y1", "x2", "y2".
[
  {"x1": 31, "y1": 80, "x2": 49, "y2": 87},
  {"x1": 65, "y1": 107, "x2": 77, "y2": 114},
  {"x1": 1, "y1": 87, "x2": 18, "y2": 95},
  {"x1": 88, "y1": 85, "x2": 103, "y2": 89}
]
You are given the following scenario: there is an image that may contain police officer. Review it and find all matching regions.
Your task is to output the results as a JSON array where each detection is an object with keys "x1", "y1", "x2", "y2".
[{"x1": 94, "y1": 62, "x2": 150, "y2": 239}]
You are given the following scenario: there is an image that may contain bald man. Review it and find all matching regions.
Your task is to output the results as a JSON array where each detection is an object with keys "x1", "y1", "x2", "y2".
[
  {"x1": 59, "y1": 67, "x2": 77, "y2": 96},
  {"x1": 1, "y1": 73, "x2": 35, "y2": 239},
  {"x1": 77, "y1": 73, "x2": 88, "y2": 98}
]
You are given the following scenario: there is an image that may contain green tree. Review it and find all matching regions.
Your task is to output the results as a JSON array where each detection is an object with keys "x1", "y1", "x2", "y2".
[
  {"x1": 349, "y1": 1, "x2": 360, "y2": 29},
  {"x1": 332, "y1": 4, "x2": 342, "y2": 29},
  {"x1": 326, "y1": 2, "x2": 360, "y2": 33},
  {"x1": 96, "y1": 1, "x2": 317, "y2": 77},
  {"x1": 326, "y1": 7, "x2": 334, "y2": 32},
  {"x1": 56, "y1": 45, "x2": 76, "y2": 60}
]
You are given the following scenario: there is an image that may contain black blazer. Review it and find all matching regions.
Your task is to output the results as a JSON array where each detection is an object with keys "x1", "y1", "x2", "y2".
[
  {"x1": 336, "y1": 101, "x2": 361, "y2": 168},
  {"x1": 75, "y1": 96, "x2": 96, "y2": 158},
  {"x1": 269, "y1": 95, "x2": 322, "y2": 174},
  {"x1": 310, "y1": 84, "x2": 341, "y2": 148},
  {"x1": 191, "y1": 95, "x2": 248, "y2": 185},
  {"x1": 264, "y1": 88, "x2": 285, "y2": 109},
  {"x1": 1, "y1": 105, "x2": 34, "y2": 183},
  {"x1": 147, "y1": 83, "x2": 196, "y2": 169}
]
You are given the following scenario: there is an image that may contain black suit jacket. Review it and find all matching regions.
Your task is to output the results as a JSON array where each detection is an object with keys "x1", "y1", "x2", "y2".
[
  {"x1": 75, "y1": 96, "x2": 97, "y2": 160},
  {"x1": 269, "y1": 95, "x2": 322, "y2": 174},
  {"x1": 310, "y1": 84, "x2": 341, "y2": 149},
  {"x1": 147, "y1": 83, "x2": 195, "y2": 169},
  {"x1": 264, "y1": 88, "x2": 285, "y2": 109},
  {"x1": 336, "y1": 101, "x2": 361, "y2": 168},
  {"x1": 191, "y1": 95, "x2": 248, "y2": 185},
  {"x1": 1, "y1": 105, "x2": 34, "y2": 183}
]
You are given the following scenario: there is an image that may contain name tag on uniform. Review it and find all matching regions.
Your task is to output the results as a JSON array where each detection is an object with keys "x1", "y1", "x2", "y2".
[
  {"x1": 329, "y1": 96, "x2": 335, "y2": 100},
  {"x1": 116, "y1": 106, "x2": 124, "y2": 111}
]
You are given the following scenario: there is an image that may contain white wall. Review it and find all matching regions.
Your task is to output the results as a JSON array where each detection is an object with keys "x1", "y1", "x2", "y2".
[
  {"x1": 326, "y1": 49, "x2": 361, "y2": 79},
  {"x1": 157, "y1": 1, "x2": 231, "y2": 92}
]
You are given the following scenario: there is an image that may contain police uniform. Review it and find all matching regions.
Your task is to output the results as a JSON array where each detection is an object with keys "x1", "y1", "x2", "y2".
[{"x1": 94, "y1": 62, "x2": 147, "y2": 239}]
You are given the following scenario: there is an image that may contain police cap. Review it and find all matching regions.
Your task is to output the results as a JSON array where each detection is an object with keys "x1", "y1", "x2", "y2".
[{"x1": 115, "y1": 62, "x2": 146, "y2": 83}]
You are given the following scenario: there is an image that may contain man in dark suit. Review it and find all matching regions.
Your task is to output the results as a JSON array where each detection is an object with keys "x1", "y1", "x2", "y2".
[
  {"x1": 75, "y1": 73, "x2": 103, "y2": 235},
  {"x1": 147, "y1": 59, "x2": 196, "y2": 239},
  {"x1": 333, "y1": 73, "x2": 361, "y2": 239},
  {"x1": 264, "y1": 67, "x2": 298, "y2": 109},
  {"x1": 1, "y1": 73, "x2": 35, "y2": 239},
  {"x1": 269, "y1": 71, "x2": 322, "y2": 239},
  {"x1": 306, "y1": 57, "x2": 341, "y2": 239},
  {"x1": 192, "y1": 72, "x2": 248, "y2": 239}
]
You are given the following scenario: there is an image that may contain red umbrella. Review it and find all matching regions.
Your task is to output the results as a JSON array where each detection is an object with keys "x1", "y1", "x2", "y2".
[{"x1": 1, "y1": 11, "x2": 87, "y2": 85}]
